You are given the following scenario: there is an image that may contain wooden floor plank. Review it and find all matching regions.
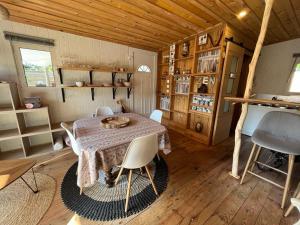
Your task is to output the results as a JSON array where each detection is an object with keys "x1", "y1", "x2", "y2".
[{"x1": 27, "y1": 130, "x2": 297, "y2": 225}]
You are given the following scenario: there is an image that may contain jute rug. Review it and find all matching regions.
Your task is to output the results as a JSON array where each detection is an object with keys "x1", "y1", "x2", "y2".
[
  {"x1": 61, "y1": 157, "x2": 168, "y2": 221},
  {"x1": 0, "y1": 172, "x2": 56, "y2": 225}
]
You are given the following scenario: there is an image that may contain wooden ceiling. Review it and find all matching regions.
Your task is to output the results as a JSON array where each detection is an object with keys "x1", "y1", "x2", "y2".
[{"x1": 0, "y1": 0, "x2": 300, "y2": 51}]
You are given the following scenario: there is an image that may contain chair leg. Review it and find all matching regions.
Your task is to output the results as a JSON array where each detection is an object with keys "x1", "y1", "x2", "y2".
[
  {"x1": 80, "y1": 187, "x2": 83, "y2": 195},
  {"x1": 125, "y1": 169, "x2": 132, "y2": 213},
  {"x1": 250, "y1": 146, "x2": 261, "y2": 172},
  {"x1": 145, "y1": 165, "x2": 158, "y2": 196},
  {"x1": 281, "y1": 155, "x2": 295, "y2": 209},
  {"x1": 285, "y1": 190, "x2": 300, "y2": 217},
  {"x1": 115, "y1": 167, "x2": 124, "y2": 185},
  {"x1": 240, "y1": 143, "x2": 257, "y2": 185}
]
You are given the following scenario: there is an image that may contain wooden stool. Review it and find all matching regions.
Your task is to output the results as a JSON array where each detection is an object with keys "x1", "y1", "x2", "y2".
[{"x1": 240, "y1": 111, "x2": 300, "y2": 209}]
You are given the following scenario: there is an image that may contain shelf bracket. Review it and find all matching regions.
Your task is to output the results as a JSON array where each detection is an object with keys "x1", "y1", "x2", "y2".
[
  {"x1": 127, "y1": 87, "x2": 132, "y2": 99},
  {"x1": 112, "y1": 72, "x2": 117, "y2": 86},
  {"x1": 89, "y1": 70, "x2": 94, "y2": 101},
  {"x1": 127, "y1": 73, "x2": 133, "y2": 82},
  {"x1": 112, "y1": 87, "x2": 117, "y2": 99},
  {"x1": 58, "y1": 68, "x2": 65, "y2": 102}
]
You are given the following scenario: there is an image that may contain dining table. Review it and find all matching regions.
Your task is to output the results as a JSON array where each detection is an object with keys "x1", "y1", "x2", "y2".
[{"x1": 73, "y1": 113, "x2": 171, "y2": 188}]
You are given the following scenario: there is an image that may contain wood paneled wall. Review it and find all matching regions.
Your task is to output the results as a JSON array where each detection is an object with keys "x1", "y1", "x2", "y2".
[{"x1": 0, "y1": 21, "x2": 157, "y2": 149}]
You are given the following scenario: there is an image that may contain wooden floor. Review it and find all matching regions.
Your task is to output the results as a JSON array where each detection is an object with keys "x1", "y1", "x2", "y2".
[{"x1": 34, "y1": 130, "x2": 299, "y2": 225}]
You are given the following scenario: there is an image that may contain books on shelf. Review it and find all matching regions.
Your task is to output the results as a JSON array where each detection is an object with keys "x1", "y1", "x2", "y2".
[
  {"x1": 175, "y1": 76, "x2": 190, "y2": 94},
  {"x1": 191, "y1": 94, "x2": 214, "y2": 114},
  {"x1": 160, "y1": 96, "x2": 170, "y2": 111},
  {"x1": 197, "y1": 49, "x2": 220, "y2": 73}
]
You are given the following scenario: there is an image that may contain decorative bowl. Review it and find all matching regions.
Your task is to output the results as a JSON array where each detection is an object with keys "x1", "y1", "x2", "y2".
[
  {"x1": 75, "y1": 81, "x2": 85, "y2": 87},
  {"x1": 123, "y1": 82, "x2": 131, "y2": 87}
]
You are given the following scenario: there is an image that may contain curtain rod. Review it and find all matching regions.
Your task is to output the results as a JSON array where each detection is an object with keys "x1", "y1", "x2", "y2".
[{"x1": 3, "y1": 31, "x2": 55, "y2": 46}]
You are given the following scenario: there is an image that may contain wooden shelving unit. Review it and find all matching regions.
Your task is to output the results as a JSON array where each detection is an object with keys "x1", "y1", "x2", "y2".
[
  {"x1": 0, "y1": 82, "x2": 72, "y2": 160},
  {"x1": 57, "y1": 66, "x2": 134, "y2": 102},
  {"x1": 157, "y1": 24, "x2": 227, "y2": 145}
]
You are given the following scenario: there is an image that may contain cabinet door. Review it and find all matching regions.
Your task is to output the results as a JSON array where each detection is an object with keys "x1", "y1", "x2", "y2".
[{"x1": 212, "y1": 42, "x2": 245, "y2": 145}]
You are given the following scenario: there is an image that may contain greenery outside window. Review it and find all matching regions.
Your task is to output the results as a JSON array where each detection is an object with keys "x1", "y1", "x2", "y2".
[{"x1": 19, "y1": 48, "x2": 55, "y2": 87}]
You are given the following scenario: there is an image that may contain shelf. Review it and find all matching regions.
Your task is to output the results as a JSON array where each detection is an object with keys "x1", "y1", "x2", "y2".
[
  {"x1": 190, "y1": 103, "x2": 213, "y2": 109},
  {"x1": 26, "y1": 143, "x2": 53, "y2": 157},
  {"x1": 175, "y1": 56, "x2": 194, "y2": 61},
  {"x1": 51, "y1": 121, "x2": 74, "y2": 132},
  {"x1": 21, "y1": 125, "x2": 50, "y2": 137},
  {"x1": 191, "y1": 72, "x2": 217, "y2": 76},
  {"x1": 15, "y1": 106, "x2": 48, "y2": 113},
  {"x1": 189, "y1": 110, "x2": 212, "y2": 116},
  {"x1": 0, "y1": 128, "x2": 20, "y2": 141},
  {"x1": 0, "y1": 105, "x2": 14, "y2": 114},
  {"x1": 0, "y1": 148, "x2": 25, "y2": 160},
  {"x1": 196, "y1": 46, "x2": 221, "y2": 54},
  {"x1": 190, "y1": 92, "x2": 215, "y2": 96},
  {"x1": 61, "y1": 85, "x2": 132, "y2": 89},
  {"x1": 172, "y1": 93, "x2": 189, "y2": 96},
  {"x1": 58, "y1": 66, "x2": 134, "y2": 73}
]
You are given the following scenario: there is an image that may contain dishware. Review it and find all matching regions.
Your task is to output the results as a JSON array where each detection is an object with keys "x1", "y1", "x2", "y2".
[
  {"x1": 75, "y1": 81, "x2": 85, "y2": 87},
  {"x1": 101, "y1": 116, "x2": 130, "y2": 128}
]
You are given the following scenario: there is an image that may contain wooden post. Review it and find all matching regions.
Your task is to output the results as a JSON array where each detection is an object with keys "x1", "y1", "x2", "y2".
[{"x1": 229, "y1": 0, "x2": 274, "y2": 179}]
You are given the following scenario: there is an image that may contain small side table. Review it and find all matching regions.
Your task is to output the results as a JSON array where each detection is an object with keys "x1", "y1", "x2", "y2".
[{"x1": 0, "y1": 159, "x2": 39, "y2": 193}]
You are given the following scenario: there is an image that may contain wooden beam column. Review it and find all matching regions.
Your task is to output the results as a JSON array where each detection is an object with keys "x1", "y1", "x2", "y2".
[{"x1": 230, "y1": 0, "x2": 274, "y2": 179}]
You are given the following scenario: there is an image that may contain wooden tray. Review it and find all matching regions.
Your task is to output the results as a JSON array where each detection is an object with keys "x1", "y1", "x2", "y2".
[{"x1": 101, "y1": 116, "x2": 130, "y2": 128}]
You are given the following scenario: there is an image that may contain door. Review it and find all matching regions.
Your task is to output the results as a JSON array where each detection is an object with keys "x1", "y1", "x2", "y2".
[
  {"x1": 130, "y1": 49, "x2": 157, "y2": 116},
  {"x1": 212, "y1": 42, "x2": 245, "y2": 145}
]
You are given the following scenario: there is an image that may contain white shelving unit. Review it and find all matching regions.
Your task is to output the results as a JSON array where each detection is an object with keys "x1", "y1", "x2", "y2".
[{"x1": 0, "y1": 82, "x2": 72, "y2": 160}]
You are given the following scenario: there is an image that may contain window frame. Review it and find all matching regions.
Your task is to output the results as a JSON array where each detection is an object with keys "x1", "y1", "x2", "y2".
[
  {"x1": 288, "y1": 61, "x2": 300, "y2": 94},
  {"x1": 12, "y1": 42, "x2": 56, "y2": 88},
  {"x1": 137, "y1": 64, "x2": 151, "y2": 73}
]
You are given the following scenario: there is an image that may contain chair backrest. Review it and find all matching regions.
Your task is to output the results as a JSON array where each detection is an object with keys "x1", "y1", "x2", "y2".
[
  {"x1": 150, "y1": 110, "x2": 163, "y2": 123},
  {"x1": 95, "y1": 106, "x2": 114, "y2": 117},
  {"x1": 255, "y1": 111, "x2": 300, "y2": 141},
  {"x1": 60, "y1": 122, "x2": 80, "y2": 156},
  {"x1": 122, "y1": 133, "x2": 158, "y2": 169}
]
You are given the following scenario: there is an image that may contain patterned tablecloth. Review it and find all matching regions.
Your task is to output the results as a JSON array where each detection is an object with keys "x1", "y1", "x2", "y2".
[{"x1": 74, "y1": 113, "x2": 171, "y2": 187}]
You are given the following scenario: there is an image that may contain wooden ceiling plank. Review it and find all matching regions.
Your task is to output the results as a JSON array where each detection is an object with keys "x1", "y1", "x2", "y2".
[
  {"x1": 61, "y1": 0, "x2": 186, "y2": 39},
  {"x1": 9, "y1": 16, "x2": 158, "y2": 51},
  {"x1": 242, "y1": 0, "x2": 290, "y2": 43},
  {"x1": 20, "y1": 0, "x2": 175, "y2": 43},
  {"x1": 1, "y1": 2, "x2": 169, "y2": 47},
  {"x1": 144, "y1": 0, "x2": 212, "y2": 30},
  {"x1": 97, "y1": 0, "x2": 196, "y2": 35},
  {"x1": 22, "y1": 0, "x2": 180, "y2": 42},
  {"x1": 282, "y1": 0, "x2": 300, "y2": 36},
  {"x1": 8, "y1": 9, "x2": 162, "y2": 49},
  {"x1": 126, "y1": 0, "x2": 201, "y2": 33}
]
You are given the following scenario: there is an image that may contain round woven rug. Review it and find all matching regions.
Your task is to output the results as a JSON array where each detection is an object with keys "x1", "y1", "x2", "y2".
[
  {"x1": 61, "y1": 157, "x2": 168, "y2": 221},
  {"x1": 0, "y1": 173, "x2": 56, "y2": 225}
]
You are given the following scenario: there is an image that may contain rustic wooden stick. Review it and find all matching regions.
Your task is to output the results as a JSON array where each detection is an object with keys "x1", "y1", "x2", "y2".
[{"x1": 229, "y1": 0, "x2": 274, "y2": 179}]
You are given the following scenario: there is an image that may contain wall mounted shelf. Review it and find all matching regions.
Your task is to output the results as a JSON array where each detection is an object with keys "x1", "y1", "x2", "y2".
[{"x1": 58, "y1": 66, "x2": 134, "y2": 102}]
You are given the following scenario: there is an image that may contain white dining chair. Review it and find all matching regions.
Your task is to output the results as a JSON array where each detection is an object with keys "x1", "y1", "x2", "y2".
[
  {"x1": 95, "y1": 106, "x2": 114, "y2": 117},
  {"x1": 150, "y1": 110, "x2": 163, "y2": 123},
  {"x1": 115, "y1": 133, "x2": 159, "y2": 212},
  {"x1": 60, "y1": 122, "x2": 83, "y2": 195}
]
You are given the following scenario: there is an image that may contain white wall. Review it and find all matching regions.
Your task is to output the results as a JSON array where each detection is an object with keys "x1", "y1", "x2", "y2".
[
  {"x1": 0, "y1": 21, "x2": 157, "y2": 124},
  {"x1": 254, "y1": 38, "x2": 300, "y2": 95}
]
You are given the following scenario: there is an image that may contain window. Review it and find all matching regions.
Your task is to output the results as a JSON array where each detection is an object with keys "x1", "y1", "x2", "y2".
[
  {"x1": 289, "y1": 63, "x2": 300, "y2": 93},
  {"x1": 19, "y1": 48, "x2": 55, "y2": 87},
  {"x1": 137, "y1": 65, "x2": 151, "y2": 73}
]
